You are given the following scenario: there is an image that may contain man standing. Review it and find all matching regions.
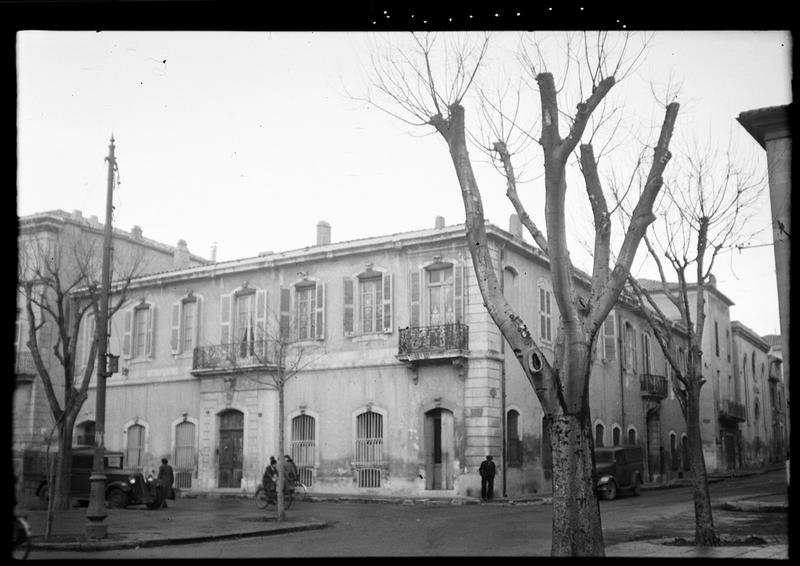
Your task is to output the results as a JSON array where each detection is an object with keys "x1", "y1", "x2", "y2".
[
  {"x1": 263, "y1": 456, "x2": 279, "y2": 503},
  {"x1": 479, "y1": 455, "x2": 496, "y2": 501},
  {"x1": 158, "y1": 458, "x2": 175, "y2": 509}
]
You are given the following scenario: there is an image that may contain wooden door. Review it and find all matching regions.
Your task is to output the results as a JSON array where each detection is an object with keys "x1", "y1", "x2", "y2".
[{"x1": 218, "y1": 411, "x2": 243, "y2": 488}]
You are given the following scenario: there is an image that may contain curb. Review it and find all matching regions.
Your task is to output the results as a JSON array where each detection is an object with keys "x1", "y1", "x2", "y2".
[{"x1": 32, "y1": 520, "x2": 328, "y2": 551}]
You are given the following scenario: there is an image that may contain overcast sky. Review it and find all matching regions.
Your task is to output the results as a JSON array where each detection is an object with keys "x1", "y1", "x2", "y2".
[{"x1": 16, "y1": 30, "x2": 791, "y2": 337}]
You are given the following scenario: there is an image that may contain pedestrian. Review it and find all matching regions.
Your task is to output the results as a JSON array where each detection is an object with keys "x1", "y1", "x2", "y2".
[
  {"x1": 479, "y1": 455, "x2": 496, "y2": 501},
  {"x1": 283, "y1": 455, "x2": 298, "y2": 494},
  {"x1": 263, "y1": 456, "x2": 279, "y2": 503},
  {"x1": 157, "y1": 458, "x2": 175, "y2": 509}
]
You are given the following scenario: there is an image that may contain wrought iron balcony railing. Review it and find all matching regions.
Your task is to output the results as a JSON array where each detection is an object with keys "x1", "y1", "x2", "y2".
[
  {"x1": 719, "y1": 399, "x2": 746, "y2": 422},
  {"x1": 398, "y1": 323, "x2": 469, "y2": 360},
  {"x1": 192, "y1": 341, "x2": 278, "y2": 373},
  {"x1": 15, "y1": 351, "x2": 37, "y2": 376},
  {"x1": 639, "y1": 373, "x2": 668, "y2": 399}
]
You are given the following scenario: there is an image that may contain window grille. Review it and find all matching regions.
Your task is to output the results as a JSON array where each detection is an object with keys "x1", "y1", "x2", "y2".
[
  {"x1": 354, "y1": 411, "x2": 383, "y2": 488},
  {"x1": 174, "y1": 421, "x2": 196, "y2": 489},
  {"x1": 291, "y1": 414, "x2": 316, "y2": 487}
]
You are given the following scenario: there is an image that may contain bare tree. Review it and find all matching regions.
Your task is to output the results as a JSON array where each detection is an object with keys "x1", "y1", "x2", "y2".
[
  {"x1": 17, "y1": 231, "x2": 143, "y2": 517},
  {"x1": 621, "y1": 135, "x2": 766, "y2": 545},
  {"x1": 223, "y1": 310, "x2": 325, "y2": 522},
  {"x1": 362, "y1": 32, "x2": 679, "y2": 556}
]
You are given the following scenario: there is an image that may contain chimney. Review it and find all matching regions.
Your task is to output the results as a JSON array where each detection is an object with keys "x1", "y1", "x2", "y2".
[
  {"x1": 131, "y1": 225, "x2": 143, "y2": 240},
  {"x1": 708, "y1": 273, "x2": 717, "y2": 287},
  {"x1": 317, "y1": 221, "x2": 331, "y2": 245},
  {"x1": 509, "y1": 214, "x2": 522, "y2": 239},
  {"x1": 72, "y1": 209, "x2": 83, "y2": 221},
  {"x1": 89, "y1": 215, "x2": 100, "y2": 226},
  {"x1": 174, "y1": 239, "x2": 190, "y2": 269},
  {"x1": 210, "y1": 242, "x2": 217, "y2": 263},
  {"x1": 435, "y1": 216, "x2": 445, "y2": 229}
]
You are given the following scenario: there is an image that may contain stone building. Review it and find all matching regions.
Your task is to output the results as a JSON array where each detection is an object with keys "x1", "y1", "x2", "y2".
[
  {"x1": 14, "y1": 209, "x2": 206, "y2": 484},
  {"x1": 63, "y1": 215, "x2": 709, "y2": 498}
]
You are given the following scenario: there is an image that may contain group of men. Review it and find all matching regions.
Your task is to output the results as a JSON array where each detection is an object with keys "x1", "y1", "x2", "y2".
[{"x1": 262, "y1": 455, "x2": 299, "y2": 503}]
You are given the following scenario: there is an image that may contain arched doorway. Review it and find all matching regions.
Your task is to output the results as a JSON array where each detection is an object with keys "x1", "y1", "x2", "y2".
[
  {"x1": 218, "y1": 409, "x2": 244, "y2": 488},
  {"x1": 424, "y1": 408, "x2": 454, "y2": 490}
]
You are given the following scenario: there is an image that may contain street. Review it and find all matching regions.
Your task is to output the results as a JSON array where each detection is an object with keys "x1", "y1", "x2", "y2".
[{"x1": 29, "y1": 470, "x2": 787, "y2": 558}]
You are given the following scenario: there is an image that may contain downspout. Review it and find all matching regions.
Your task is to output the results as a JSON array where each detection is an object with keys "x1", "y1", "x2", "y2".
[
  {"x1": 617, "y1": 311, "x2": 626, "y2": 440},
  {"x1": 500, "y1": 247, "x2": 507, "y2": 497}
]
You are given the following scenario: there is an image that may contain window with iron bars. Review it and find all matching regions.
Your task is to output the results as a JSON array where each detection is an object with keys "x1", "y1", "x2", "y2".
[
  {"x1": 354, "y1": 410, "x2": 383, "y2": 488},
  {"x1": 290, "y1": 414, "x2": 316, "y2": 487}
]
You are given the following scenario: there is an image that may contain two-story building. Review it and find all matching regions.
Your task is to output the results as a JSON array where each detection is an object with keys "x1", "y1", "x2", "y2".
[{"x1": 64, "y1": 215, "x2": 705, "y2": 498}]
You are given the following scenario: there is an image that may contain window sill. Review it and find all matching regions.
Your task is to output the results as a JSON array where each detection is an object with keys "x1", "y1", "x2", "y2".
[{"x1": 350, "y1": 333, "x2": 391, "y2": 343}]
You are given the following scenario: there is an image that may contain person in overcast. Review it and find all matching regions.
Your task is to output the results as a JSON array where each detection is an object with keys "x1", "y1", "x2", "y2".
[
  {"x1": 263, "y1": 456, "x2": 279, "y2": 503},
  {"x1": 157, "y1": 458, "x2": 175, "y2": 508},
  {"x1": 479, "y1": 455, "x2": 496, "y2": 501},
  {"x1": 283, "y1": 455, "x2": 298, "y2": 495}
]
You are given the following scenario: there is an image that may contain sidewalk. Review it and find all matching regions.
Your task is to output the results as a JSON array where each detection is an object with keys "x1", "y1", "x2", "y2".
[{"x1": 21, "y1": 468, "x2": 788, "y2": 557}]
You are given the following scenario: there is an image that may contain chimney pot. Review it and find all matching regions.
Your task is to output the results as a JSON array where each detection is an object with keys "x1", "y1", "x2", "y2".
[
  {"x1": 89, "y1": 215, "x2": 99, "y2": 225},
  {"x1": 174, "y1": 239, "x2": 190, "y2": 269},
  {"x1": 509, "y1": 214, "x2": 522, "y2": 238},
  {"x1": 435, "y1": 216, "x2": 445, "y2": 229},
  {"x1": 72, "y1": 209, "x2": 83, "y2": 220},
  {"x1": 131, "y1": 225, "x2": 143, "y2": 239},
  {"x1": 317, "y1": 220, "x2": 331, "y2": 245}
]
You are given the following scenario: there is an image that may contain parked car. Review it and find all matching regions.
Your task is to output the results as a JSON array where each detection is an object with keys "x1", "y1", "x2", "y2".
[
  {"x1": 594, "y1": 445, "x2": 644, "y2": 500},
  {"x1": 23, "y1": 446, "x2": 165, "y2": 510}
]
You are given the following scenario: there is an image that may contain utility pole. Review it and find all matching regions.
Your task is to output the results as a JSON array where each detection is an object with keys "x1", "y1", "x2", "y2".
[{"x1": 86, "y1": 135, "x2": 116, "y2": 539}]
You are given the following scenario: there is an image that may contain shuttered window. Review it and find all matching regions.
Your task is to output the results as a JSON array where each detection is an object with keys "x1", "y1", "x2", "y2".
[
  {"x1": 344, "y1": 272, "x2": 393, "y2": 336},
  {"x1": 294, "y1": 282, "x2": 325, "y2": 341},
  {"x1": 602, "y1": 312, "x2": 616, "y2": 361},
  {"x1": 538, "y1": 286, "x2": 552, "y2": 343},
  {"x1": 123, "y1": 304, "x2": 155, "y2": 360}
]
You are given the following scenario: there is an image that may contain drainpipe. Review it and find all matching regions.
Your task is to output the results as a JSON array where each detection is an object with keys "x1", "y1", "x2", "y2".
[{"x1": 617, "y1": 312, "x2": 626, "y2": 438}]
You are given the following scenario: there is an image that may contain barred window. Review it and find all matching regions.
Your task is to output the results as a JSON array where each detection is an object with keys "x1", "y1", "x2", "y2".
[
  {"x1": 291, "y1": 414, "x2": 316, "y2": 487},
  {"x1": 354, "y1": 410, "x2": 383, "y2": 488}
]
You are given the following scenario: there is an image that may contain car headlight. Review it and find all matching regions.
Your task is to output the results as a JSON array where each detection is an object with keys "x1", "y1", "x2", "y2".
[{"x1": 129, "y1": 477, "x2": 136, "y2": 484}]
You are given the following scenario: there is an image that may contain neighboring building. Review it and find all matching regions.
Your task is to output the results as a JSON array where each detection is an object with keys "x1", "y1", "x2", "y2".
[
  {"x1": 63, "y1": 215, "x2": 706, "y2": 499},
  {"x1": 14, "y1": 209, "x2": 206, "y2": 488}
]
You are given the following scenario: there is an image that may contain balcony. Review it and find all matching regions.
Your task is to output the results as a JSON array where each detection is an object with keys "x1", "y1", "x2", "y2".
[
  {"x1": 15, "y1": 351, "x2": 37, "y2": 382},
  {"x1": 398, "y1": 323, "x2": 469, "y2": 361},
  {"x1": 191, "y1": 341, "x2": 279, "y2": 376},
  {"x1": 719, "y1": 399, "x2": 746, "y2": 423},
  {"x1": 639, "y1": 373, "x2": 668, "y2": 400}
]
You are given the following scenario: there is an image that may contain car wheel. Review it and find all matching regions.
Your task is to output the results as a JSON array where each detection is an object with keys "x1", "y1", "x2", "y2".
[
  {"x1": 255, "y1": 487, "x2": 269, "y2": 509},
  {"x1": 38, "y1": 484, "x2": 50, "y2": 506},
  {"x1": 106, "y1": 488, "x2": 128, "y2": 509},
  {"x1": 631, "y1": 474, "x2": 642, "y2": 496},
  {"x1": 146, "y1": 486, "x2": 165, "y2": 509},
  {"x1": 603, "y1": 480, "x2": 617, "y2": 501}
]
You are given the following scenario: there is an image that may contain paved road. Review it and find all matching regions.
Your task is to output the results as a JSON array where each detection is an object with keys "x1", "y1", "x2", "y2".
[{"x1": 30, "y1": 470, "x2": 787, "y2": 559}]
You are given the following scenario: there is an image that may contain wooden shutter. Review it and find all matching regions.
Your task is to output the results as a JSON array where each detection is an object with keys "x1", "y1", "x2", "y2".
[
  {"x1": 194, "y1": 296, "x2": 203, "y2": 349},
  {"x1": 343, "y1": 277, "x2": 355, "y2": 336},
  {"x1": 409, "y1": 270, "x2": 420, "y2": 327},
  {"x1": 382, "y1": 273, "x2": 393, "y2": 333},
  {"x1": 145, "y1": 305, "x2": 156, "y2": 358},
  {"x1": 454, "y1": 263, "x2": 464, "y2": 323},
  {"x1": 220, "y1": 294, "x2": 231, "y2": 345},
  {"x1": 279, "y1": 287, "x2": 291, "y2": 339},
  {"x1": 604, "y1": 312, "x2": 616, "y2": 361},
  {"x1": 315, "y1": 281, "x2": 325, "y2": 340},
  {"x1": 255, "y1": 289, "x2": 267, "y2": 338},
  {"x1": 122, "y1": 309, "x2": 132, "y2": 359},
  {"x1": 170, "y1": 302, "x2": 181, "y2": 354}
]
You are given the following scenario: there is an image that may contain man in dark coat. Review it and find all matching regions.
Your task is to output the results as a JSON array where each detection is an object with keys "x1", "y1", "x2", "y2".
[
  {"x1": 158, "y1": 458, "x2": 175, "y2": 508},
  {"x1": 479, "y1": 455, "x2": 496, "y2": 501},
  {"x1": 263, "y1": 456, "x2": 279, "y2": 503}
]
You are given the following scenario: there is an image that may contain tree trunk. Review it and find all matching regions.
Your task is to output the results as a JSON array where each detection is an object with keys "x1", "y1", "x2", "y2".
[
  {"x1": 53, "y1": 413, "x2": 77, "y2": 511},
  {"x1": 685, "y1": 384, "x2": 718, "y2": 545},
  {"x1": 276, "y1": 377, "x2": 286, "y2": 522},
  {"x1": 548, "y1": 400, "x2": 604, "y2": 556}
]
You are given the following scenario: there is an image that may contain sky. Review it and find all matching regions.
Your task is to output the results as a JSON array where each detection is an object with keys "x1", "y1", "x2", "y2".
[{"x1": 16, "y1": 30, "x2": 791, "y2": 337}]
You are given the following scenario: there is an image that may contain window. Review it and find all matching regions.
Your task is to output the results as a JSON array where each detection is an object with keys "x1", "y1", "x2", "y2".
[
  {"x1": 220, "y1": 289, "x2": 267, "y2": 356},
  {"x1": 281, "y1": 281, "x2": 325, "y2": 341},
  {"x1": 126, "y1": 423, "x2": 145, "y2": 469},
  {"x1": 602, "y1": 312, "x2": 616, "y2": 361},
  {"x1": 75, "y1": 421, "x2": 95, "y2": 446},
  {"x1": 409, "y1": 263, "x2": 464, "y2": 327},
  {"x1": 506, "y1": 409, "x2": 522, "y2": 467},
  {"x1": 714, "y1": 321, "x2": 720, "y2": 357},
  {"x1": 291, "y1": 414, "x2": 316, "y2": 486},
  {"x1": 538, "y1": 285, "x2": 553, "y2": 343},
  {"x1": 627, "y1": 427, "x2": 637, "y2": 446},
  {"x1": 170, "y1": 295, "x2": 202, "y2": 356},
  {"x1": 612, "y1": 425, "x2": 621, "y2": 446},
  {"x1": 594, "y1": 423, "x2": 605, "y2": 447},
  {"x1": 642, "y1": 332, "x2": 652, "y2": 374},
  {"x1": 236, "y1": 292, "x2": 256, "y2": 357},
  {"x1": 623, "y1": 322, "x2": 637, "y2": 371},
  {"x1": 81, "y1": 313, "x2": 96, "y2": 368},
  {"x1": 174, "y1": 420, "x2": 196, "y2": 489},
  {"x1": 354, "y1": 410, "x2": 384, "y2": 488},
  {"x1": 122, "y1": 303, "x2": 155, "y2": 360},
  {"x1": 681, "y1": 435, "x2": 690, "y2": 472},
  {"x1": 670, "y1": 432, "x2": 678, "y2": 471},
  {"x1": 343, "y1": 271, "x2": 393, "y2": 336}
]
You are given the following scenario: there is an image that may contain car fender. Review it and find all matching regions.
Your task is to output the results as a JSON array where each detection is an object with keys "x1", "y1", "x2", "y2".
[
  {"x1": 597, "y1": 474, "x2": 614, "y2": 487},
  {"x1": 105, "y1": 480, "x2": 132, "y2": 495}
]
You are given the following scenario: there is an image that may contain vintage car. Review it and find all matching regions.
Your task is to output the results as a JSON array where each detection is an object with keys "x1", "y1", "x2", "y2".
[
  {"x1": 594, "y1": 445, "x2": 644, "y2": 500},
  {"x1": 23, "y1": 446, "x2": 165, "y2": 510}
]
